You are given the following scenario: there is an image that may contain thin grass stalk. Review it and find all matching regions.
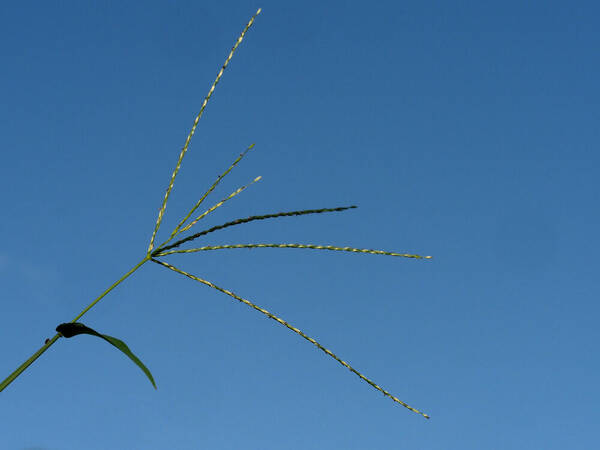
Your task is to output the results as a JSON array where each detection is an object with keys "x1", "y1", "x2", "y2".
[
  {"x1": 167, "y1": 144, "x2": 255, "y2": 242},
  {"x1": 0, "y1": 334, "x2": 61, "y2": 392},
  {"x1": 152, "y1": 206, "x2": 357, "y2": 255},
  {"x1": 71, "y1": 257, "x2": 150, "y2": 322},
  {"x1": 0, "y1": 256, "x2": 150, "y2": 392},
  {"x1": 179, "y1": 176, "x2": 262, "y2": 234},
  {"x1": 147, "y1": 9, "x2": 262, "y2": 253},
  {"x1": 156, "y1": 243, "x2": 432, "y2": 259},
  {"x1": 151, "y1": 257, "x2": 430, "y2": 419}
]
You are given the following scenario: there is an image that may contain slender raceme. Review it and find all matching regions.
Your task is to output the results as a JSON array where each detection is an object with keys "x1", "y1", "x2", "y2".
[
  {"x1": 178, "y1": 176, "x2": 262, "y2": 234},
  {"x1": 152, "y1": 206, "x2": 357, "y2": 255},
  {"x1": 155, "y1": 243, "x2": 432, "y2": 259},
  {"x1": 151, "y1": 258, "x2": 430, "y2": 419}
]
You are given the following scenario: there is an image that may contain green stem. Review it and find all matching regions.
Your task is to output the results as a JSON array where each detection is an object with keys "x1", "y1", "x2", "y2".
[
  {"x1": 0, "y1": 333, "x2": 61, "y2": 392},
  {"x1": 0, "y1": 256, "x2": 150, "y2": 393},
  {"x1": 71, "y1": 256, "x2": 149, "y2": 322}
]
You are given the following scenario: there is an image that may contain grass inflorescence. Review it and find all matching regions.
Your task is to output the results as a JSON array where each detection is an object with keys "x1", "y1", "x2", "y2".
[{"x1": 1, "y1": 8, "x2": 432, "y2": 420}]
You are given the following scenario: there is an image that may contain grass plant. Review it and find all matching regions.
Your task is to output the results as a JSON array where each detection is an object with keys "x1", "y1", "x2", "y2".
[{"x1": 1, "y1": 8, "x2": 432, "y2": 419}]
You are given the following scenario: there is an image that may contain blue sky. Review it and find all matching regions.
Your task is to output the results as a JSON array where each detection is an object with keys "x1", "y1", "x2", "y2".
[{"x1": 1, "y1": 1, "x2": 599, "y2": 449}]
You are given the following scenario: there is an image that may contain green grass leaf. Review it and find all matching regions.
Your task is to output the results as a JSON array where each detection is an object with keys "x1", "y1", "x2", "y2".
[{"x1": 56, "y1": 322, "x2": 156, "y2": 389}]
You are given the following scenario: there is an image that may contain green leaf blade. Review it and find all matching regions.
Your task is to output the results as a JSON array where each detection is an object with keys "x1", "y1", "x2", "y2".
[
  {"x1": 100, "y1": 334, "x2": 157, "y2": 390},
  {"x1": 56, "y1": 322, "x2": 157, "y2": 389}
]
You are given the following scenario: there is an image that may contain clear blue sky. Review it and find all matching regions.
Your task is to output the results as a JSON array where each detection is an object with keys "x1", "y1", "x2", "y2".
[{"x1": 1, "y1": 1, "x2": 599, "y2": 449}]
